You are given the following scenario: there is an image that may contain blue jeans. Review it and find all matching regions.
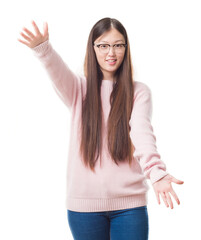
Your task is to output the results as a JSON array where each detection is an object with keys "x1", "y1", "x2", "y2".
[{"x1": 67, "y1": 206, "x2": 149, "y2": 240}]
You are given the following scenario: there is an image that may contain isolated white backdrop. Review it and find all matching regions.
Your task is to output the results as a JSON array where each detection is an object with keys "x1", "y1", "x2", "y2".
[{"x1": 0, "y1": 0, "x2": 200, "y2": 239}]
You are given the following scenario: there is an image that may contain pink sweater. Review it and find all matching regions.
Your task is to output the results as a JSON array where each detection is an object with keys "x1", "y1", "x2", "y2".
[{"x1": 32, "y1": 40, "x2": 169, "y2": 212}]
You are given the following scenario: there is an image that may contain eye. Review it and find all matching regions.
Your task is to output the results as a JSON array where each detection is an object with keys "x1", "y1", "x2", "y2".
[
  {"x1": 115, "y1": 44, "x2": 124, "y2": 48},
  {"x1": 99, "y1": 44, "x2": 109, "y2": 49}
]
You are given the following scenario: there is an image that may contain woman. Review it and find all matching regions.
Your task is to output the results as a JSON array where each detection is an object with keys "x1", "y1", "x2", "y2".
[{"x1": 18, "y1": 17, "x2": 184, "y2": 240}]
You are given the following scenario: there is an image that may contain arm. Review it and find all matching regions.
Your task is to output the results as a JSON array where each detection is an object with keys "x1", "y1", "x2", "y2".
[
  {"x1": 129, "y1": 82, "x2": 184, "y2": 209},
  {"x1": 32, "y1": 40, "x2": 80, "y2": 109},
  {"x1": 129, "y1": 83, "x2": 168, "y2": 184},
  {"x1": 18, "y1": 20, "x2": 80, "y2": 109}
]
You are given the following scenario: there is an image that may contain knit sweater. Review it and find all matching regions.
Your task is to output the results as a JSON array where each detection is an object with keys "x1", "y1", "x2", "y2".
[{"x1": 32, "y1": 40, "x2": 169, "y2": 212}]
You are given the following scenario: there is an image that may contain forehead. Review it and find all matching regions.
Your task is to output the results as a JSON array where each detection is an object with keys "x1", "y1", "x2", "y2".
[{"x1": 95, "y1": 28, "x2": 125, "y2": 43}]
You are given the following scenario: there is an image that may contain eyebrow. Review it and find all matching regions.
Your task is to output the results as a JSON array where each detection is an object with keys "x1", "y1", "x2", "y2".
[{"x1": 99, "y1": 40, "x2": 124, "y2": 43}]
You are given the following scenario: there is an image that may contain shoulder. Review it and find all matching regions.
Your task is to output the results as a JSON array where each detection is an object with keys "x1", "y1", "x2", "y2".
[
  {"x1": 134, "y1": 81, "x2": 151, "y2": 94},
  {"x1": 133, "y1": 81, "x2": 152, "y2": 100}
]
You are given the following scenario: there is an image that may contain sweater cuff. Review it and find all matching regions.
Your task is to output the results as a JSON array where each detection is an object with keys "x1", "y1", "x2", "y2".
[
  {"x1": 149, "y1": 167, "x2": 169, "y2": 184},
  {"x1": 31, "y1": 40, "x2": 50, "y2": 56}
]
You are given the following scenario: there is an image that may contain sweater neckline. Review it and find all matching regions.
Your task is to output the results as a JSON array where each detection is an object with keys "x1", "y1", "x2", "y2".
[
  {"x1": 101, "y1": 80, "x2": 115, "y2": 89},
  {"x1": 102, "y1": 80, "x2": 114, "y2": 83},
  {"x1": 101, "y1": 80, "x2": 116, "y2": 86}
]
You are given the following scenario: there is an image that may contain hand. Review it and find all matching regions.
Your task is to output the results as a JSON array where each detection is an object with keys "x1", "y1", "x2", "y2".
[
  {"x1": 17, "y1": 20, "x2": 49, "y2": 48},
  {"x1": 152, "y1": 174, "x2": 184, "y2": 209}
]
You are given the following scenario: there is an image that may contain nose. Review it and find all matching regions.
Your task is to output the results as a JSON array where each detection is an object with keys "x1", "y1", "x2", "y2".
[{"x1": 108, "y1": 46, "x2": 116, "y2": 55}]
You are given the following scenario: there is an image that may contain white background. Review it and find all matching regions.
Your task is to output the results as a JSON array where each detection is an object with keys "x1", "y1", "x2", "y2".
[{"x1": 0, "y1": 0, "x2": 200, "y2": 239}]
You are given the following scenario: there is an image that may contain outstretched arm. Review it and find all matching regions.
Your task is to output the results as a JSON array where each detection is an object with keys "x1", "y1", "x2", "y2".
[
  {"x1": 129, "y1": 82, "x2": 184, "y2": 209},
  {"x1": 18, "y1": 20, "x2": 80, "y2": 109}
]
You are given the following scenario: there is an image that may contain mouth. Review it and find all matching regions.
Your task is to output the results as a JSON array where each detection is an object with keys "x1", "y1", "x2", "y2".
[{"x1": 106, "y1": 59, "x2": 117, "y2": 65}]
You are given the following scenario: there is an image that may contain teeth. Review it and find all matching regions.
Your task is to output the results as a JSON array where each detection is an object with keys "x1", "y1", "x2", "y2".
[{"x1": 107, "y1": 60, "x2": 116, "y2": 62}]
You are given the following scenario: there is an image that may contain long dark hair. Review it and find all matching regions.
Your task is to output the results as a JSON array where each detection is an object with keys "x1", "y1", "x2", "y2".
[{"x1": 80, "y1": 17, "x2": 135, "y2": 172}]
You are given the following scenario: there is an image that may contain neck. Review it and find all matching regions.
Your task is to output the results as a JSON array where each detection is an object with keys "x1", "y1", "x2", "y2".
[{"x1": 102, "y1": 73, "x2": 116, "y2": 82}]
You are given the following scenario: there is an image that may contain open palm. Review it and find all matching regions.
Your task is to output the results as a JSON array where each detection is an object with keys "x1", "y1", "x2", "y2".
[
  {"x1": 18, "y1": 20, "x2": 49, "y2": 48},
  {"x1": 152, "y1": 174, "x2": 184, "y2": 209}
]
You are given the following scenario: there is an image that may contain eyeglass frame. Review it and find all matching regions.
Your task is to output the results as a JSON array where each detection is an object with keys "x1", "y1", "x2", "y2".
[{"x1": 93, "y1": 43, "x2": 127, "y2": 53}]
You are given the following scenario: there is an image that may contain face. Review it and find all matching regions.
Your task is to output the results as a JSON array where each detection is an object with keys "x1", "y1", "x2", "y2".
[{"x1": 93, "y1": 28, "x2": 126, "y2": 81}]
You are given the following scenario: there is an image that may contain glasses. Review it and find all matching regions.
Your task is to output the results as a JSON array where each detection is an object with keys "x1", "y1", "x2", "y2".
[{"x1": 94, "y1": 43, "x2": 127, "y2": 54}]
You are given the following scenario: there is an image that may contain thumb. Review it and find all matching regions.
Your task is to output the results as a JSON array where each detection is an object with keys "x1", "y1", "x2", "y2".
[{"x1": 171, "y1": 176, "x2": 184, "y2": 184}]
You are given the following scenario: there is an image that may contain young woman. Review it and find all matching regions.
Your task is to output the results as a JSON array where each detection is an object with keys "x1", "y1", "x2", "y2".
[{"x1": 18, "y1": 17, "x2": 184, "y2": 240}]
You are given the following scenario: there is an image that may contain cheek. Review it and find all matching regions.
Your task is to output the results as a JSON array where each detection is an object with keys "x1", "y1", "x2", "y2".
[
  {"x1": 117, "y1": 54, "x2": 125, "y2": 65},
  {"x1": 96, "y1": 55, "x2": 106, "y2": 67},
  {"x1": 94, "y1": 50, "x2": 103, "y2": 63}
]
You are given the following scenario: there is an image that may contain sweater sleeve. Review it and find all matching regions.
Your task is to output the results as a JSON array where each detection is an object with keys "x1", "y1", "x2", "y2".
[
  {"x1": 31, "y1": 40, "x2": 80, "y2": 109},
  {"x1": 129, "y1": 83, "x2": 169, "y2": 184}
]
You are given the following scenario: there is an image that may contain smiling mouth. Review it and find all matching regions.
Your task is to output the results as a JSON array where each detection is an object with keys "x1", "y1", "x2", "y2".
[{"x1": 106, "y1": 59, "x2": 117, "y2": 62}]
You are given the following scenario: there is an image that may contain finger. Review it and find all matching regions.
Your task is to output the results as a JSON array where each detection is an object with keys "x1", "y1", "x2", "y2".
[
  {"x1": 22, "y1": 27, "x2": 35, "y2": 39},
  {"x1": 19, "y1": 32, "x2": 32, "y2": 42},
  {"x1": 170, "y1": 189, "x2": 180, "y2": 205},
  {"x1": 165, "y1": 192, "x2": 173, "y2": 209},
  {"x1": 31, "y1": 20, "x2": 41, "y2": 35},
  {"x1": 17, "y1": 38, "x2": 30, "y2": 47},
  {"x1": 161, "y1": 192, "x2": 169, "y2": 208},
  {"x1": 154, "y1": 190, "x2": 160, "y2": 205},
  {"x1": 43, "y1": 22, "x2": 49, "y2": 36},
  {"x1": 171, "y1": 177, "x2": 184, "y2": 185}
]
